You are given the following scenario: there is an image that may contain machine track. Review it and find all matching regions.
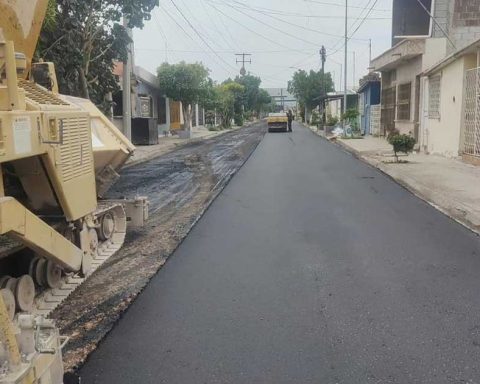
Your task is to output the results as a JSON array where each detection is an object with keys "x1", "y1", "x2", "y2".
[{"x1": 1, "y1": 203, "x2": 128, "y2": 318}]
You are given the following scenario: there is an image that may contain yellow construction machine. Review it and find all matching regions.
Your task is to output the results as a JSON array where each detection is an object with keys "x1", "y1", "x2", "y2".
[
  {"x1": 0, "y1": 1, "x2": 148, "y2": 382},
  {"x1": 267, "y1": 112, "x2": 288, "y2": 133}
]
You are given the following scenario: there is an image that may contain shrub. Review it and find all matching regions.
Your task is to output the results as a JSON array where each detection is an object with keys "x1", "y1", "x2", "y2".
[
  {"x1": 311, "y1": 110, "x2": 320, "y2": 126},
  {"x1": 387, "y1": 133, "x2": 416, "y2": 162},
  {"x1": 326, "y1": 114, "x2": 338, "y2": 126}
]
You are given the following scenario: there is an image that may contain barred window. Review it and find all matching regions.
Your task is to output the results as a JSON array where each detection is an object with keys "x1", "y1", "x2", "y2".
[
  {"x1": 397, "y1": 82, "x2": 412, "y2": 121},
  {"x1": 428, "y1": 75, "x2": 441, "y2": 119}
]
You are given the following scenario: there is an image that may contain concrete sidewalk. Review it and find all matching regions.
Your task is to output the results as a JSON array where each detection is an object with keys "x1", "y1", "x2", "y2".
[
  {"x1": 335, "y1": 134, "x2": 480, "y2": 235},
  {"x1": 125, "y1": 125, "x2": 240, "y2": 168}
]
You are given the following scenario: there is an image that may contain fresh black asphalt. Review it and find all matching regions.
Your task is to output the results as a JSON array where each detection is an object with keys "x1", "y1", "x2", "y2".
[{"x1": 79, "y1": 122, "x2": 480, "y2": 383}]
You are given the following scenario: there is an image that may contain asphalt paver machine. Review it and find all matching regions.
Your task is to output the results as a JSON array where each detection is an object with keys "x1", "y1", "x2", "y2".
[{"x1": 0, "y1": 1, "x2": 148, "y2": 382}]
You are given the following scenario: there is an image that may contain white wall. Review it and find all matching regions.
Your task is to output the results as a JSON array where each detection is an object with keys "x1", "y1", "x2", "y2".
[
  {"x1": 424, "y1": 57, "x2": 465, "y2": 157},
  {"x1": 422, "y1": 38, "x2": 448, "y2": 71}
]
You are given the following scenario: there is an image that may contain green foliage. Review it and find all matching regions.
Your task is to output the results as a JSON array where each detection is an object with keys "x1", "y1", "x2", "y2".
[
  {"x1": 311, "y1": 110, "x2": 320, "y2": 126},
  {"x1": 342, "y1": 109, "x2": 360, "y2": 132},
  {"x1": 387, "y1": 134, "x2": 416, "y2": 162},
  {"x1": 235, "y1": 74, "x2": 261, "y2": 111},
  {"x1": 255, "y1": 89, "x2": 272, "y2": 115},
  {"x1": 43, "y1": 0, "x2": 57, "y2": 31},
  {"x1": 215, "y1": 82, "x2": 245, "y2": 129},
  {"x1": 288, "y1": 69, "x2": 334, "y2": 111},
  {"x1": 37, "y1": 0, "x2": 158, "y2": 113},
  {"x1": 342, "y1": 108, "x2": 359, "y2": 122},
  {"x1": 157, "y1": 62, "x2": 211, "y2": 106},
  {"x1": 158, "y1": 62, "x2": 211, "y2": 131},
  {"x1": 326, "y1": 114, "x2": 338, "y2": 126}
]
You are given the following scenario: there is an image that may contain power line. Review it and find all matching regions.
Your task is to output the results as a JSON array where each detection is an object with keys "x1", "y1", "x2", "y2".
[
  {"x1": 158, "y1": 2, "x2": 196, "y2": 42},
  {"x1": 303, "y1": 0, "x2": 390, "y2": 12},
  {"x1": 329, "y1": 0, "x2": 380, "y2": 55},
  {"x1": 212, "y1": 0, "x2": 372, "y2": 41},
  {"x1": 215, "y1": 0, "x2": 390, "y2": 20},
  {"x1": 329, "y1": 0, "x2": 375, "y2": 52},
  {"x1": 199, "y1": 0, "x2": 236, "y2": 51},
  {"x1": 169, "y1": 0, "x2": 237, "y2": 73},
  {"x1": 207, "y1": 2, "x2": 312, "y2": 53},
  {"x1": 135, "y1": 48, "x2": 314, "y2": 54},
  {"x1": 208, "y1": 0, "x2": 325, "y2": 47}
]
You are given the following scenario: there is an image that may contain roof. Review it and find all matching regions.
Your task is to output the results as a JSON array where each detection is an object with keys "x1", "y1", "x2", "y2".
[
  {"x1": 370, "y1": 38, "x2": 425, "y2": 72},
  {"x1": 422, "y1": 38, "x2": 480, "y2": 76},
  {"x1": 113, "y1": 62, "x2": 161, "y2": 90},
  {"x1": 322, "y1": 91, "x2": 358, "y2": 101},
  {"x1": 357, "y1": 72, "x2": 381, "y2": 93}
]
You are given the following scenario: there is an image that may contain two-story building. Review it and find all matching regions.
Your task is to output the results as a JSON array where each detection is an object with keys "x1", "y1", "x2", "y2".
[{"x1": 371, "y1": 0, "x2": 480, "y2": 162}]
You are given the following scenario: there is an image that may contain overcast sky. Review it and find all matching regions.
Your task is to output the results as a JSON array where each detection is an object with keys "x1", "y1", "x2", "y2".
[{"x1": 133, "y1": 0, "x2": 393, "y2": 90}]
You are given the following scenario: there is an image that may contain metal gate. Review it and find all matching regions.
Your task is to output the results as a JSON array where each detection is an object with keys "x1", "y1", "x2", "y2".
[
  {"x1": 464, "y1": 68, "x2": 480, "y2": 157},
  {"x1": 381, "y1": 87, "x2": 396, "y2": 136}
]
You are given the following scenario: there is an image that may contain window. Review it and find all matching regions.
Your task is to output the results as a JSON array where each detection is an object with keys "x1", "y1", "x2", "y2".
[
  {"x1": 397, "y1": 82, "x2": 412, "y2": 121},
  {"x1": 428, "y1": 75, "x2": 441, "y2": 119}
]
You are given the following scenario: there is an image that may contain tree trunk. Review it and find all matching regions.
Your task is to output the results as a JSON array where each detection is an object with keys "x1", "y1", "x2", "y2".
[
  {"x1": 182, "y1": 103, "x2": 192, "y2": 132},
  {"x1": 79, "y1": 67, "x2": 89, "y2": 99}
]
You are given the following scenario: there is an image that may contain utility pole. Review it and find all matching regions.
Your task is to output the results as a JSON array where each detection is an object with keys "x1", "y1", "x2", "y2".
[
  {"x1": 343, "y1": 0, "x2": 348, "y2": 132},
  {"x1": 352, "y1": 51, "x2": 356, "y2": 90},
  {"x1": 369, "y1": 39, "x2": 372, "y2": 63},
  {"x1": 122, "y1": 17, "x2": 132, "y2": 141},
  {"x1": 235, "y1": 53, "x2": 252, "y2": 76},
  {"x1": 320, "y1": 45, "x2": 327, "y2": 131}
]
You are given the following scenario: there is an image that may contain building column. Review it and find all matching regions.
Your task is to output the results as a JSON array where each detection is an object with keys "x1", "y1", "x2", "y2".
[
  {"x1": 165, "y1": 97, "x2": 171, "y2": 132},
  {"x1": 195, "y1": 104, "x2": 200, "y2": 127}
]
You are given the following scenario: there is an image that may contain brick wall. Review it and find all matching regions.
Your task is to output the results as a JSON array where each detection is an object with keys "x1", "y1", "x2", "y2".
[
  {"x1": 433, "y1": 0, "x2": 450, "y2": 38},
  {"x1": 434, "y1": 0, "x2": 480, "y2": 52},
  {"x1": 453, "y1": 0, "x2": 480, "y2": 27}
]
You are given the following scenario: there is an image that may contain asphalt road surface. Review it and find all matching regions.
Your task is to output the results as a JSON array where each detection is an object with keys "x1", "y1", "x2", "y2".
[{"x1": 79, "y1": 122, "x2": 480, "y2": 384}]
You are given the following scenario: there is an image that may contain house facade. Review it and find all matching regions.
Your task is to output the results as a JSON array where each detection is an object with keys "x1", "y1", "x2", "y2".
[
  {"x1": 421, "y1": 40, "x2": 480, "y2": 160},
  {"x1": 371, "y1": 0, "x2": 480, "y2": 160},
  {"x1": 357, "y1": 73, "x2": 381, "y2": 135}
]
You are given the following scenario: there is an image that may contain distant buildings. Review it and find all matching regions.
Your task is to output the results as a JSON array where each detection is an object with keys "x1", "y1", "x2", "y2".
[{"x1": 263, "y1": 88, "x2": 297, "y2": 111}]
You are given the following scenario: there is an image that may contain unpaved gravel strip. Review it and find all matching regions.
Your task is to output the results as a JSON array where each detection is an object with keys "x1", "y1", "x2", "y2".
[{"x1": 50, "y1": 123, "x2": 266, "y2": 372}]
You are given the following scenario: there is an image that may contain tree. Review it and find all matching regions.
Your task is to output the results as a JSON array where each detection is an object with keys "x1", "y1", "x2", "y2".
[
  {"x1": 157, "y1": 62, "x2": 211, "y2": 132},
  {"x1": 255, "y1": 89, "x2": 272, "y2": 116},
  {"x1": 37, "y1": 0, "x2": 158, "y2": 113},
  {"x1": 215, "y1": 82, "x2": 245, "y2": 129},
  {"x1": 288, "y1": 69, "x2": 334, "y2": 122},
  {"x1": 235, "y1": 74, "x2": 261, "y2": 111}
]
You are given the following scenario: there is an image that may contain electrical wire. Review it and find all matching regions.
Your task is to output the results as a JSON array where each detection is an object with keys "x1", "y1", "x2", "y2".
[
  {"x1": 199, "y1": 0, "x2": 237, "y2": 51},
  {"x1": 169, "y1": 0, "x2": 237, "y2": 74},
  {"x1": 329, "y1": 0, "x2": 380, "y2": 56},
  {"x1": 207, "y1": 0, "x2": 324, "y2": 47},
  {"x1": 216, "y1": 0, "x2": 390, "y2": 20},
  {"x1": 158, "y1": 2, "x2": 196, "y2": 42},
  {"x1": 303, "y1": 0, "x2": 390, "y2": 12},
  {"x1": 207, "y1": 2, "x2": 313, "y2": 53},
  {"x1": 210, "y1": 0, "x2": 370, "y2": 41}
]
